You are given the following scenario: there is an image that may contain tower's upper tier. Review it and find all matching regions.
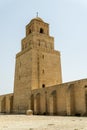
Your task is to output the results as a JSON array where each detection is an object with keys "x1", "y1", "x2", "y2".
[
  {"x1": 21, "y1": 17, "x2": 54, "y2": 52},
  {"x1": 26, "y1": 17, "x2": 49, "y2": 36}
]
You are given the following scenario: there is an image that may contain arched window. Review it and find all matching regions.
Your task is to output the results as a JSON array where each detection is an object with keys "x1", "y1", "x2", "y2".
[
  {"x1": 85, "y1": 85, "x2": 87, "y2": 88},
  {"x1": 40, "y1": 28, "x2": 44, "y2": 33},
  {"x1": 42, "y1": 84, "x2": 45, "y2": 88}
]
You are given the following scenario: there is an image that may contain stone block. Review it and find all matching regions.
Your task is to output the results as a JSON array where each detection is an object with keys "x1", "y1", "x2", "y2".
[{"x1": 26, "y1": 110, "x2": 33, "y2": 115}]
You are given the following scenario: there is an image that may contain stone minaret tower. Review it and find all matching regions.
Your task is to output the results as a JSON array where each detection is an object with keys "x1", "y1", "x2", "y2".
[{"x1": 13, "y1": 17, "x2": 62, "y2": 113}]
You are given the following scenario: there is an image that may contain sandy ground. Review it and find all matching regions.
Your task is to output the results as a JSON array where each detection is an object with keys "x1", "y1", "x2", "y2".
[{"x1": 0, "y1": 115, "x2": 87, "y2": 130}]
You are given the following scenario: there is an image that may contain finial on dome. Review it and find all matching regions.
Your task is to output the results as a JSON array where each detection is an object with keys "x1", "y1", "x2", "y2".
[{"x1": 36, "y1": 12, "x2": 38, "y2": 17}]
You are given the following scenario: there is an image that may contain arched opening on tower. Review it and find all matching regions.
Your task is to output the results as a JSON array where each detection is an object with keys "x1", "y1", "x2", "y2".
[
  {"x1": 40, "y1": 28, "x2": 44, "y2": 33},
  {"x1": 42, "y1": 84, "x2": 45, "y2": 88}
]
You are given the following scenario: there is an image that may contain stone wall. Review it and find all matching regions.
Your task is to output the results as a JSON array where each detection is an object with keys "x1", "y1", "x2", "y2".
[
  {"x1": 0, "y1": 79, "x2": 87, "y2": 116},
  {"x1": 0, "y1": 93, "x2": 13, "y2": 113},
  {"x1": 29, "y1": 79, "x2": 87, "y2": 116}
]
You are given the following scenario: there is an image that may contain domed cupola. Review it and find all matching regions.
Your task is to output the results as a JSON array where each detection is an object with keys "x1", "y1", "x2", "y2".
[{"x1": 30, "y1": 17, "x2": 44, "y2": 22}]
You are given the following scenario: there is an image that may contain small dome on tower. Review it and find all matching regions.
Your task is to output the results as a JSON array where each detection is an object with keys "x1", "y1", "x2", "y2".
[
  {"x1": 30, "y1": 17, "x2": 44, "y2": 22},
  {"x1": 35, "y1": 17, "x2": 44, "y2": 22}
]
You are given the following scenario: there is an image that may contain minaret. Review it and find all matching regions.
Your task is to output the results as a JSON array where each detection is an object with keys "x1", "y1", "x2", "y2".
[{"x1": 13, "y1": 17, "x2": 62, "y2": 113}]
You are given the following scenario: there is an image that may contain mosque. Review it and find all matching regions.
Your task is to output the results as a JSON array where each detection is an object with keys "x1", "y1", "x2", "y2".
[{"x1": 0, "y1": 17, "x2": 87, "y2": 116}]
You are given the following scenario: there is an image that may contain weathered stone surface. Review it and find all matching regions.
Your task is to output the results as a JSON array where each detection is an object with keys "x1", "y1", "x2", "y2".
[
  {"x1": 0, "y1": 17, "x2": 87, "y2": 116},
  {"x1": 13, "y1": 17, "x2": 62, "y2": 113}
]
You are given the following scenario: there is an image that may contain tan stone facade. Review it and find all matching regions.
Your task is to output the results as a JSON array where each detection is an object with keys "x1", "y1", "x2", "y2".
[
  {"x1": 0, "y1": 17, "x2": 87, "y2": 116},
  {"x1": 13, "y1": 17, "x2": 62, "y2": 113},
  {"x1": 0, "y1": 93, "x2": 13, "y2": 113},
  {"x1": 30, "y1": 79, "x2": 87, "y2": 116}
]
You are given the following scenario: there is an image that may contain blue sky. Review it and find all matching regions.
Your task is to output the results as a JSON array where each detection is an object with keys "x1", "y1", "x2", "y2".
[{"x1": 0, "y1": 0, "x2": 87, "y2": 94}]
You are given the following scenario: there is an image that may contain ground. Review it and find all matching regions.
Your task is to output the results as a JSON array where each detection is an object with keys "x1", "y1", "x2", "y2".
[{"x1": 0, "y1": 115, "x2": 87, "y2": 130}]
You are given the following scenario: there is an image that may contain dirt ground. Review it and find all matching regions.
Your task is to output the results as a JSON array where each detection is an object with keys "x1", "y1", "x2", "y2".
[{"x1": 0, "y1": 115, "x2": 87, "y2": 130}]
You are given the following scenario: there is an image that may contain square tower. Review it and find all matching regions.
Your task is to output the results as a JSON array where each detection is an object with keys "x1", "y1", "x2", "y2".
[{"x1": 13, "y1": 17, "x2": 62, "y2": 113}]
